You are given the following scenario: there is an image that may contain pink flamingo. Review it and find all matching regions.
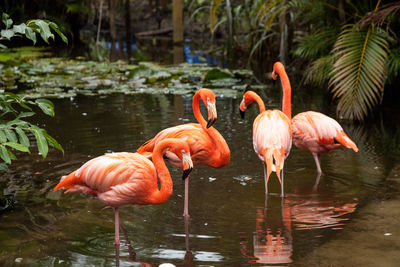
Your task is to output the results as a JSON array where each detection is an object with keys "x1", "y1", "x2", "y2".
[
  {"x1": 272, "y1": 61, "x2": 358, "y2": 175},
  {"x1": 239, "y1": 91, "x2": 292, "y2": 196},
  {"x1": 54, "y1": 138, "x2": 193, "y2": 246}
]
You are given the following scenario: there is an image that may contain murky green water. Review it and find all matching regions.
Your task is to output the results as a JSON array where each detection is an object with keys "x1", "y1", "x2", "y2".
[{"x1": 0, "y1": 88, "x2": 397, "y2": 266}]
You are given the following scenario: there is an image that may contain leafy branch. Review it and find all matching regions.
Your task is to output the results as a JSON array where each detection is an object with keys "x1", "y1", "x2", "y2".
[{"x1": 0, "y1": 13, "x2": 68, "y2": 48}]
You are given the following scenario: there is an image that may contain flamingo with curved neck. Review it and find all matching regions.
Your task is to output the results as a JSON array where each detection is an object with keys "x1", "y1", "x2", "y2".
[
  {"x1": 272, "y1": 61, "x2": 358, "y2": 175},
  {"x1": 137, "y1": 88, "x2": 230, "y2": 217},
  {"x1": 239, "y1": 90, "x2": 292, "y2": 197},
  {"x1": 54, "y1": 138, "x2": 193, "y2": 247}
]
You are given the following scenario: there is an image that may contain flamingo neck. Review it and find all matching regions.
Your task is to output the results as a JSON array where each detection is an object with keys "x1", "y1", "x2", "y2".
[
  {"x1": 246, "y1": 91, "x2": 266, "y2": 113},
  {"x1": 192, "y1": 92, "x2": 207, "y2": 129},
  {"x1": 277, "y1": 68, "x2": 292, "y2": 120},
  {"x1": 150, "y1": 141, "x2": 174, "y2": 204}
]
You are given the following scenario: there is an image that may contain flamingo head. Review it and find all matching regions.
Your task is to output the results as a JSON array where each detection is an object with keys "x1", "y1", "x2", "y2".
[
  {"x1": 271, "y1": 61, "x2": 285, "y2": 80},
  {"x1": 199, "y1": 88, "x2": 217, "y2": 128},
  {"x1": 239, "y1": 91, "x2": 255, "y2": 119},
  {"x1": 168, "y1": 140, "x2": 193, "y2": 180}
]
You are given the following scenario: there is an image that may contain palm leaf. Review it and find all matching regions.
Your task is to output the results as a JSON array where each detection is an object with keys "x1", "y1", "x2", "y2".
[
  {"x1": 304, "y1": 55, "x2": 334, "y2": 85},
  {"x1": 329, "y1": 25, "x2": 389, "y2": 121}
]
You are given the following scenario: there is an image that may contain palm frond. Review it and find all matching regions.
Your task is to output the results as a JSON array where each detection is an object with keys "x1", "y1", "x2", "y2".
[
  {"x1": 387, "y1": 46, "x2": 400, "y2": 82},
  {"x1": 329, "y1": 25, "x2": 389, "y2": 121},
  {"x1": 210, "y1": 0, "x2": 223, "y2": 34},
  {"x1": 294, "y1": 29, "x2": 339, "y2": 59},
  {"x1": 304, "y1": 55, "x2": 334, "y2": 85}
]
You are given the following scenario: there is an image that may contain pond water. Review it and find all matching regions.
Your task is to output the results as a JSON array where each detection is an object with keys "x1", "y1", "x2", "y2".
[{"x1": 0, "y1": 87, "x2": 397, "y2": 266}]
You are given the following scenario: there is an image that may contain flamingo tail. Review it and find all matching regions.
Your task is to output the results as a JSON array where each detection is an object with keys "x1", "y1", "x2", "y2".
[
  {"x1": 136, "y1": 138, "x2": 155, "y2": 158},
  {"x1": 264, "y1": 148, "x2": 285, "y2": 185},
  {"x1": 335, "y1": 132, "x2": 359, "y2": 152}
]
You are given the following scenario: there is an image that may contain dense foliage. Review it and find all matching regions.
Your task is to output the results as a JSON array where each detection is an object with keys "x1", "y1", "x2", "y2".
[{"x1": 0, "y1": 13, "x2": 67, "y2": 170}]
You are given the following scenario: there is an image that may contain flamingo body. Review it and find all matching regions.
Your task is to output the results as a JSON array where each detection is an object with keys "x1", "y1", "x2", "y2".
[
  {"x1": 292, "y1": 111, "x2": 358, "y2": 154},
  {"x1": 55, "y1": 152, "x2": 163, "y2": 207}
]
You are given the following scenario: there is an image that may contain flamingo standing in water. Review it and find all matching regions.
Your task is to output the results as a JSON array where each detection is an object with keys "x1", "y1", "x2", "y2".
[
  {"x1": 271, "y1": 62, "x2": 358, "y2": 175},
  {"x1": 54, "y1": 138, "x2": 193, "y2": 246},
  {"x1": 137, "y1": 88, "x2": 230, "y2": 218},
  {"x1": 239, "y1": 91, "x2": 292, "y2": 196}
]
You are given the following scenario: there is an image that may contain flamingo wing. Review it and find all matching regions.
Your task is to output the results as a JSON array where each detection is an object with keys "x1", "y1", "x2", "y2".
[
  {"x1": 292, "y1": 111, "x2": 358, "y2": 153},
  {"x1": 54, "y1": 152, "x2": 158, "y2": 206}
]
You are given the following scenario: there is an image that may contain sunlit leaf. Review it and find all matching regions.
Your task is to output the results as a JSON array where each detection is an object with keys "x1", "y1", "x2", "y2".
[
  {"x1": 47, "y1": 21, "x2": 68, "y2": 45},
  {"x1": 2, "y1": 13, "x2": 12, "y2": 28},
  {"x1": 13, "y1": 23, "x2": 27, "y2": 34},
  {"x1": 27, "y1": 20, "x2": 55, "y2": 44}
]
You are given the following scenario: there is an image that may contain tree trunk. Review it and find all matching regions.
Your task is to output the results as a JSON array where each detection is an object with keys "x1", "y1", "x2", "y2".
[
  {"x1": 109, "y1": 0, "x2": 117, "y2": 42},
  {"x1": 279, "y1": 1, "x2": 288, "y2": 65},
  {"x1": 125, "y1": 0, "x2": 132, "y2": 59},
  {"x1": 172, "y1": 0, "x2": 183, "y2": 44}
]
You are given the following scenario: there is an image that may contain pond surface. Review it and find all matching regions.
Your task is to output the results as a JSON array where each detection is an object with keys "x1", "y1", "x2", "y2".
[{"x1": 0, "y1": 88, "x2": 397, "y2": 266}]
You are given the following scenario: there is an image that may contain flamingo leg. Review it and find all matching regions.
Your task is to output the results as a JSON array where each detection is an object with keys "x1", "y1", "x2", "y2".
[
  {"x1": 280, "y1": 169, "x2": 284, "y2": 197},
  {"x1": 114, "y1": 207, "x2": 121, "y2": 246},
  {"x1": 312, "y1": 153, "x2": 322, "y2": 175},
  {"x1": 263, "y1": 163, "x2": 269, "y2": 195},
  {"x1": 183, "y1": 174, "x2": 191, "y2": 218}
]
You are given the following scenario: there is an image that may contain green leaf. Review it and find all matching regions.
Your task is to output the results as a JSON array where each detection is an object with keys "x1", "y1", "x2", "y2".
[
  {"x1": 33, "y1": 129, "x2": 48, "y2": 158},
  {"x1": 35, "y1": 99, "x2": 55, "y2": 116},
  {"x1": 1, "y1": 29, "x2": 15, "y2": 40},
  {"x1": 43, "y1": 132, "x2": 64, "y2": 155},
  {"x1": 13, "y1": 23, "x2": 27, "y2": 34},
  {"x1": 0, "y1": 43, "x2": 7, "y2": 49},
  {"x1": 47, "y1": 21, "x2": 68, "y2": 45},
  {"x1": 0, "y1": 163, "x2": 9, "y2": 172},
  {"x1": 17, "y1": 112, "x2": 35, "y2": 118},
  {"x1": 25, "y1": 27, "x2": 37, "y2": 44},
  {"x1": 4, "y1": 142, "x2": 30, "y2": 153},
  {"x1": 0, "y1": 131, "x2": 6, "y2": 143},
  {"x1": 15, "y1": 128, "x2": 30, "y2": 147},
  {"x1": 2, "y1": 13, "x2": 12, "y2": 28},
  {"x1": 204, "y1": 68, "x2": 233, "y2": 81},
  {"x1": 4, "y1": 129, "x2": 18, "y2": 143},
  {"x1": 28, "y1": 20, "x2": 54, "y2": 44},
  {"x1": 8, "y1": 150, "x2": 16, "y2": 160},
  {"x1": 0, "y1": 146, "x2": 11, "y2": 164}
]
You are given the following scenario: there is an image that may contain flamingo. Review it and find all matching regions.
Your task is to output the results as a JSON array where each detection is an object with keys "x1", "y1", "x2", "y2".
[
  {"x1": 239, "y1": 91, "x2": 292, "y2": 197},
  {"x1": 53, "y1": 138, "x2": 193, "y2": 246},
  {"x1": 271, "y1": 61, "x2": 359, "y2": 175},
  {"x1": 137, "y1": 88, "x2": 230, "y2": 218}
]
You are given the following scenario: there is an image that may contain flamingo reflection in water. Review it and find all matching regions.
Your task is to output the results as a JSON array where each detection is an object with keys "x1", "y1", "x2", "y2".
[
  {"x1": 240, "y1": 197, "x2": 293, "y2": 265},
  {"x1": 240, "y1": 193, "x2": 358, "y2": 265}
]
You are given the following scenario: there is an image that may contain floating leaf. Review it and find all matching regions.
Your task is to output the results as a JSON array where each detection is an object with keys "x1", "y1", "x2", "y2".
[{"x1": 204, "y1": 68, "x2": 233, "y2": 81}]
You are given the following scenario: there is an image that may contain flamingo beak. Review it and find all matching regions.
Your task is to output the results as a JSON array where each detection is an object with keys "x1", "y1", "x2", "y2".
[
  {"x1": 271, "y1": 70, "x2": 277, "y2": 80},
  {"x1": 206, "y1": 99, "x2": 217, "y2": 128},
  {"x1": 182, "y1": 152, "x2": 193, "y2": 180},
  {"x1": 239, "y1": 99, "x2": 246, "y2": 119}
]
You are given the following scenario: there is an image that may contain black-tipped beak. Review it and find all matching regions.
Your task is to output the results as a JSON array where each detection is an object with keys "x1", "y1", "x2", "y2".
[
  {"x1": 206, "y1": 118, "x2": 216, "y2": 128},
  {"x1": 240, "y1": 109, "x2": 245, "y2": 119},
  {"x1": 182, "y1": 167, "x2": 193, "y2": 180}
]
